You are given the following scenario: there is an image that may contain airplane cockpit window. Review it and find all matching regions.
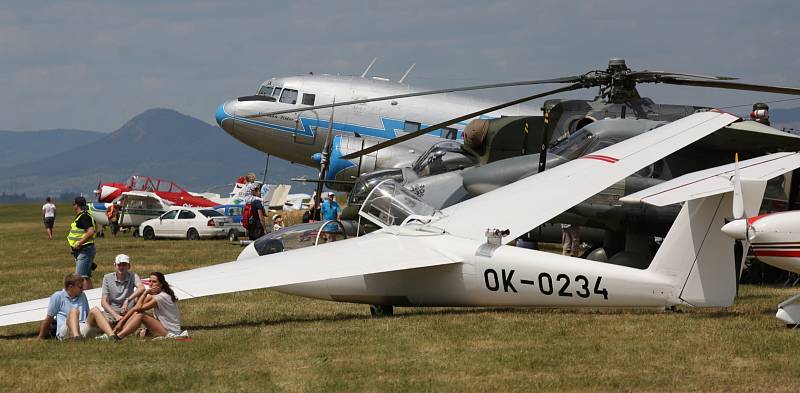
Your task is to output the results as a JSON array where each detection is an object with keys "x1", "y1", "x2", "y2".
[
  {"x1": 257, "y1": 85, "x2": 271, "y2": 96},
  {"x1": 348, "y1": 169, "x2": 405, "y2": 205},
  {"x1": 359, "y1": 179, "x2": 439, "y2": 228},
  {"x1": 301, "y1": 93, "x2": 316, "y2": 105},
  {"x1": 271, "y1": 87, "x2": 283, "y2": 98},
  {"x1": 550, "y1": 129, "x2": 596, "y2": 160},
  {"x1": 161, "y1": 210, "x2": 178, "y2": 220},
  {"x1": 279, "y1": 89, "x2": 298, "y2": 104},
  {"x1": 411, "y1": 141, "x2": 478, "y2": 177}
]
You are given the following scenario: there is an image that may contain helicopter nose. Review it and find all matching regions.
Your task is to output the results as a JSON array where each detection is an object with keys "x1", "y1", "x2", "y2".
[{"x1": 215, "y1": 100, "x2": 234, "y2": 128}]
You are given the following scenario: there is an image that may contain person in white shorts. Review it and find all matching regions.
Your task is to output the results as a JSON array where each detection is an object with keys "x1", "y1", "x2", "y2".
[
  {"x1": 37, "y1": 273, "x2": 116, "y2": 340},
  {"x1": 114, "y1": 272, "x2": 185, "y2": 339}
]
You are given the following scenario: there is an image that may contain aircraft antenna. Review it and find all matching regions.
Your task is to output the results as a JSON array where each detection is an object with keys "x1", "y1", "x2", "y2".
[
  {"x1": 398, "y1": 63, "x2": 416, "y2": 84},
  {"x1": 361, "y1": 58, "x2": 377, "y2": 78}
]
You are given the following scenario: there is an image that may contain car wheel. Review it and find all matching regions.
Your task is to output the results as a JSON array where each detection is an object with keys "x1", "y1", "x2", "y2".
[
  {"x1": 187, "y1": 228, "x2": 200, "y2": 241},
  {"x1": 228, "y1": 229, "x2": 238, "y2": 242},
  {"x1": 142, "y1": 226, "x2": 155, "y2": 240}
]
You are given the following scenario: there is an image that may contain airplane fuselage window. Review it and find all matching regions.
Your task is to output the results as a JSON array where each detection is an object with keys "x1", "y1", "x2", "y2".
[
  {"x1": 442, "y1": 127, "x2": 457, "y2": 140},
  {"x1": 280, "y1": 89, "x2": 298, "y2": 104},
  {"x1": 301, "y1": 93, "x2": 316, "y2": 106},
  {"x1": 404, "y1": 121, "x2": 421, "y2": 133}
]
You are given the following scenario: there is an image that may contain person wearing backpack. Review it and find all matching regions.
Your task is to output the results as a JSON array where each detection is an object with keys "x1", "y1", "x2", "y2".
[{"x1": 244, "y1": 187, "x2": 267, "y2": 240}]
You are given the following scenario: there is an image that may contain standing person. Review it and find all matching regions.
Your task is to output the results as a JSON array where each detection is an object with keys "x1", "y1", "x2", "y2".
[
  {"x1": 42, "y1": 197, "x2": 56, "y2": 240},
  {"x1": 37, "y1": 273, "x2": 116, "y2": 340},
  {"x1": 68, "y1": 196, "x2": 96, "y2": 290},
  {"x1": 247, "y1": 187, "x2": 268, "y2": 240},
  {"x1": 107, "y1": 202, "x2": 121, "y2": 237},
  {"x1": 114, "y1": 272, "x2": 185, "y2": 340},
  {"x1": 303, "y1": 198, "x2": 322, "y2": 223},
  {"x1": 97, "y1": 254, "x2": 145, "y2": 329},
  {"x1": 320, "y1": 192, "x2": 342, "y2": 242},
  {"x1": 561, "y1": 223, "x2": 581, "y2": 257}
]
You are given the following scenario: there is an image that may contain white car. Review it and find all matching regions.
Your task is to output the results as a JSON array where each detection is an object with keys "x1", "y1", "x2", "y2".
[{"x1": 139, "y1": 207, "x2": 236, "y2": 240}]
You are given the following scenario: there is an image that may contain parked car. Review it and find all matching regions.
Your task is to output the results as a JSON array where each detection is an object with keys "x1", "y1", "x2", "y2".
[
  {"x1": 213, "y1": 204, "x2": 246, "y2": 241},
  {"x1": 139, "y1": 207, "x2": 236, "y2": 240}
]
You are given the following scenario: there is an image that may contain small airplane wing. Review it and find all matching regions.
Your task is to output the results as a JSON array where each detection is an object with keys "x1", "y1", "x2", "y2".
[
  {"x1": 438, "y1": 111, "x2": 741, "y2": 242},
  {"x1": 0, "y1": 232, "x2": 459, "y2": 327},
  {"x1": 620, "y1": 152, "x2": 800, "y2": 207},
  {"x1": 692, "y1": 120, "x2": 800, "y2": 153}
]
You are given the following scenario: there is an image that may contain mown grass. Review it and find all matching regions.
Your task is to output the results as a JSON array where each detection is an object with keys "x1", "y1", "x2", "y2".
[{"x1": 1, "y1": 203, "x2": 800, "y2": 392}]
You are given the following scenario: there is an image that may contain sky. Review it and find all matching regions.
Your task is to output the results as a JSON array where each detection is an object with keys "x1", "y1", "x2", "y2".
[{"x1": 3, "y1": 0, "x2": 800, "y2": 132}]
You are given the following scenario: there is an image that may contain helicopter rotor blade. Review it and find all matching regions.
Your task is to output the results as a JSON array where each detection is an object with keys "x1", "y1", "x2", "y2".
[
  {"x1": 340, "y1": 83, "x2": 585, "y2": 161},
  {"x1": 245, "y1": 76, "x2": 583, "y2": 119},
  {"x1": 629, "y1": 70, "x2": 737, "y2": 81},
  {"x1": 658, "y1": 78, "x2": 800, "y2": 96}
]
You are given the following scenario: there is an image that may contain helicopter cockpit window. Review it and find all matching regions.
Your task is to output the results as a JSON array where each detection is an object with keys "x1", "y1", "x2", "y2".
[
  {"x1": 359, "y1": 179, "x2": 439, "y2": 228},
  {"x1": 411, "y1": 141, "x2": 478, "y2": 177},
  {"x1": 348, "y1": 169, "x2": 405, "y2": 205},
  {"x1": 279, "y1": 89, "x2": 298, "y2": 104},
  {"x1": 550, "y1": 129, "x2": 595, "y2": 160}
]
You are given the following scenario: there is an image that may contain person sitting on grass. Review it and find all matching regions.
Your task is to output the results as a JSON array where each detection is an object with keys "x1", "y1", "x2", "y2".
[
  {"x1": 113, "y1": 272, "x2": 184, "y2": 340},
  {"x1": 97, "y1": 254, "x2": 145, "y2": 328},
  {"x1": 37, "y1": 273, "x2": 117, "y2": 340}
]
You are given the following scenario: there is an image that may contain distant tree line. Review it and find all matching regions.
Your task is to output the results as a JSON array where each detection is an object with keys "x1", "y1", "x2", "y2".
[{"x1": 0, "y1": 191, "x2": 79, "y2": 204}]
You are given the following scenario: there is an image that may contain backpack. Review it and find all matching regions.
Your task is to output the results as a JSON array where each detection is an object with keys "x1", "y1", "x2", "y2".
[{"x1": 241, "y1": 203, "x2": 253, "y2": 230}]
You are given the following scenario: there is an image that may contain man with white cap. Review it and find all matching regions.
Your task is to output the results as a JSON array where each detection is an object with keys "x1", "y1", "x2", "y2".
[
  {"x1": 320, "y1": 192, "x2": 342, "y2": 243},
  {"x1": 96, "y1": 254, "x2": 145, "y2": 327}
]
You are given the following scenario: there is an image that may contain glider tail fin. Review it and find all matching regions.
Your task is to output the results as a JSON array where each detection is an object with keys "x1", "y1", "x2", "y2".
[{"x1": 647, "y1": 193, "x2": 739, "y2": 307}]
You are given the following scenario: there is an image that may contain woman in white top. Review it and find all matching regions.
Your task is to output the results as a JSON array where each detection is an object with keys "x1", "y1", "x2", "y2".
[
  {"x1": 41, "y1": 197, "x2": 56, "y2": 240},
  {"x1": 113, "y1": 272, "x2": 182, "y2": 339}
]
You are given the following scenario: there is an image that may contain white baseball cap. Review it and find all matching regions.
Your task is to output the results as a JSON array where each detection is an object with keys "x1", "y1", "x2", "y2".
[
  {"x1": 327, "y1": 192, "x2": 335, "y2": 196},
  {"x1": 114, "y1": 254, "x2": 131, "y2": 265}
]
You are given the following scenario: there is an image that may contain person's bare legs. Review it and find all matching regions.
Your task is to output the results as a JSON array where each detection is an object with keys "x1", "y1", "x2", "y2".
[
  {"x1": 66, "y1": 308, "x2": 81, "y2": 338},
  {"x1": 139, "y1": 314, "x2": 168, "y2": 337},
  {"x1": 87, "y1": 307, "x2": 115, "y2": 336},
  {"x1": 115, "y1": 313, "x2": 143, "y2": 338},
  {"x1": 46, "y1": 227, "x2": 53, "y2": 240}
]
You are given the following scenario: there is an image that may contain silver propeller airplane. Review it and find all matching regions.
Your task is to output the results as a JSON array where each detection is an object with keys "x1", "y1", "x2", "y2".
[
  {"x1": 215, "y1": 68, "x2": 538, "y2": 190},
  {"x1": 1, "y1": 110, "x2": 782, "y2": 326}
]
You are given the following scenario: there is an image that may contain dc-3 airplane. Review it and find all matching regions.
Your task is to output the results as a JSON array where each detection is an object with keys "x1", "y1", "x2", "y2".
[
  {"x1": 215, "y1": 61, "x2": 539, "y2": 190},
  {"x1": 2, "y1": 111, "x2": 798, "y2": 327}
]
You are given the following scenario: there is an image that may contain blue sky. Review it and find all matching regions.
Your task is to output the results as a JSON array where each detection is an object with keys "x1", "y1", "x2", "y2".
[{"x1": 4, "y1": 0, "x2": 800, "y2": 131}]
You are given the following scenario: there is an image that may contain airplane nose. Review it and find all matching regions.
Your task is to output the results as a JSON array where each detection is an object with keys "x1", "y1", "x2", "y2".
[
  {"x1": 721, "y1": 219, "x2": 748, "y2": 240},
  {"x1": 215, "y1": 101, "x2": 233, "y2": 127}
]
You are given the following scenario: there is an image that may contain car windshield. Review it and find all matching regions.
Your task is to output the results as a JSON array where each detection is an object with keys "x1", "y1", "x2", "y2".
[
  {"x1": 200, "y1": 209, "x2": 223, "y2": 217},
  {"x1": 358, "y1": 179, "x2": 439, "y2": 227},
  {"x1": 411, "y1": 141, "x2": 477, "y2": 177}
]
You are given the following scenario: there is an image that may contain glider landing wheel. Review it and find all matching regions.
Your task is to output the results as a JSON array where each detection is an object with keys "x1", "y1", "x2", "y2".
[{"x1": 369, "y1": 304, "x2": 393, "y2": 318}]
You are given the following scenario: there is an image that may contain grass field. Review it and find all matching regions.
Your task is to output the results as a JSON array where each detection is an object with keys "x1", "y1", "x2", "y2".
[{"x1": 1, "y1": 203, "x2": 800, "y2": 392}]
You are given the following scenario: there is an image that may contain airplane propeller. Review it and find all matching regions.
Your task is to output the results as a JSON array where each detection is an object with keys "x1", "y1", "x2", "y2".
[
  {"x1": 245, "y1": 58, "x2": 800, "y2": 161},
  {"x1": 314, "y1": 98, "x2": 337, "y2": 207}
]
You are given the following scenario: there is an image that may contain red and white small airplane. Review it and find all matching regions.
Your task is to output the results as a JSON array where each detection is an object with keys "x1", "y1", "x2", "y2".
[{"x1": 95, "y1": 175, "x2": 222, "y2": 207}]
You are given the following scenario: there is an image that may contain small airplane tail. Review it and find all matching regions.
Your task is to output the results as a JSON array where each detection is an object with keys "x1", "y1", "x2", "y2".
[
  {"x1": 624, "y1": 152, "x2": 800, "y2": 307},
  {"x1": 646, "y1": 193, "x2": 739, "y2": 307}
]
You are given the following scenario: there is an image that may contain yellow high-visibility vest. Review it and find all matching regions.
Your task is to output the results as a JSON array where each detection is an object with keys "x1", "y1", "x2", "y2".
[{"x1": 67, "y1": 211, "x2": 95, "y2": 248}]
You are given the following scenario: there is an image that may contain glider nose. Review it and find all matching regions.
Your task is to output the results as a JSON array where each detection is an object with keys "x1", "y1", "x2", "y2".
[{"x1": 721, "y1": 219, "x2": 748, "y2": 240}]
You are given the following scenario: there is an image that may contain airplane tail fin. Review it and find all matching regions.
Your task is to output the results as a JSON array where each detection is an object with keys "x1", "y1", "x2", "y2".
[
  {"x1": 624, "y1": 153, "x2": 800, "y2": 307},
  {"x1": 646, "y1": 193, "x2": 739, "y2": 307}
]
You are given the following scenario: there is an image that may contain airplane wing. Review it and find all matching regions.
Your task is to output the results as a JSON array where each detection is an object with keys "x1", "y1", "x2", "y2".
[
  {"x1": 438, "y1": 110, "x2": 741, "y2": 242},
  {"x1": 620, "y1": 152, "x2": 800, "y2": 207},
  {"x1": 0, "y1": 232, "x2": 459, "y2": 327},
  {"x1": 692, "y1": 120, "x2": 800, "y2": 153}
]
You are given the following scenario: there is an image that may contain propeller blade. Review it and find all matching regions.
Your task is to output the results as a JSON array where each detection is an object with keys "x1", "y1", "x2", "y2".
[
  {"x1": 245, "y1": 76, "x2": 583, "y2": 118},
  {"x1": 340, "y1": 83, "x2": 585, "y2": 160},
  {"x1": 732, "y1": 153, "x2": 744, "y2": 219},
  {"x1": 291, "y1": 178, "x2": 356, "y2": 185},
  {"x1": 315, "y1": 98, "x2": 336, "y2": 206},
  {"x1": 629, "y1": 70, "x2": 737, "y2": 81},
  {"x1": 660, "y1": 78, "x2": 800, "y2": 96}
]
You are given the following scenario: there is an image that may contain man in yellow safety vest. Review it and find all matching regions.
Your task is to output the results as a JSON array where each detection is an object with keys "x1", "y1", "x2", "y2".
[{"x1": 68, "y1": 196, "x2": 96, "y2": 290}]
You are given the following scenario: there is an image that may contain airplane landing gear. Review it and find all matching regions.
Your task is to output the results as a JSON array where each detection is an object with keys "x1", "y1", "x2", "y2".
[{"x1": 369, "y1": 304, "x2": 393, "y2": 317}]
